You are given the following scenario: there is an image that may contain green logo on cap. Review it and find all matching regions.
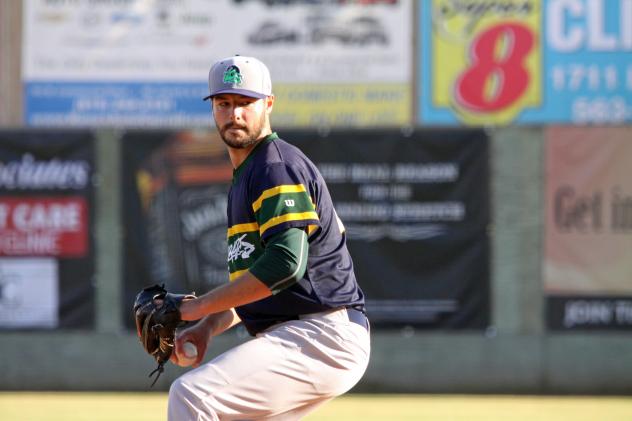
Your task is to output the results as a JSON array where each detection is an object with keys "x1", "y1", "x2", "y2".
[{"x1": 223, "y1": 65, "x2": 243, "y2": 85}]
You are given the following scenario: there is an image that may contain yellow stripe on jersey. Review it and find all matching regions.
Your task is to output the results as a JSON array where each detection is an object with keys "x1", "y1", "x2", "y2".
[
  {"x1": 229, "y1": 269, "x2": 249, "y2": 282},
  {"x1": 260, "y1": 211, "x2": 319, "y2": 236},
  {"x1": 227, "y1": 222, "x2": 259, "y2": 238},
  {"x1": 335, "y1": 211, "x2": 346, "y2": 234},
  {"x1": 252, "y1": 184, "x2": 309, "y2": 212}
]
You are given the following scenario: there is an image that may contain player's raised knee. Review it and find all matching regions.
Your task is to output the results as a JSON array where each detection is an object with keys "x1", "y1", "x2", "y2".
[
  {"x1": 168, "y1": 375, "x2": 190, "y2": 403},
  {"x1": 168, "y1": 375, "x2": 221, "y2": 421}
]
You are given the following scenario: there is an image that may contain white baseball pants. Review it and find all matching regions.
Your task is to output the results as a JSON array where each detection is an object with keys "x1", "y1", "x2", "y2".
[{"x1": 168, "y1": 307, "x2": 370, "y2": 421}]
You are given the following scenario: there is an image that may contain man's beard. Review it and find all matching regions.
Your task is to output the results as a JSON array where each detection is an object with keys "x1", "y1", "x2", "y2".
[{"x1": 216, "y1": 113, "x2": 266, "y2": 149}]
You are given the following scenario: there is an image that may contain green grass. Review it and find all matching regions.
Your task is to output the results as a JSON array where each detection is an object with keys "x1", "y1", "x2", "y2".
[{"x1": 0, "y1": 392, "x2": 631, "y2": 420}]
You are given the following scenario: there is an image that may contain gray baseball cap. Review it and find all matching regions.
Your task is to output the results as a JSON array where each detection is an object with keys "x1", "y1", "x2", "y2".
[{"x1": 203, "y1": 55, "x2": 272, "y2": 101}]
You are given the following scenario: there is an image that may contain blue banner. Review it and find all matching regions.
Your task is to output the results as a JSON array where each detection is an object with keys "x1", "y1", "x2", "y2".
[
  {"x1": 25, "y1": 82, "x2": 210, "y2": 127},
  {"x1": 419, "y1": 0, "x2": 632, "y2": 126},
  {"x1": 543, "y1": 0, "x2": 632, "y2": 124}
]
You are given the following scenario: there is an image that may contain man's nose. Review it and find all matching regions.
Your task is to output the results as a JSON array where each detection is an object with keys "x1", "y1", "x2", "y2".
[{"x1": 230, "y1": 106, "x2": 243, "y2": 121}]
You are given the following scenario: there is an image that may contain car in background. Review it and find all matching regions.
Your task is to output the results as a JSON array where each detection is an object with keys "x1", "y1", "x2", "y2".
[
  {"x1": 248, "y1": 21, "x2": 300, "y2": 44},
  {"x1": 309, "y1": 15, "x2": 388, "y2": 45}
]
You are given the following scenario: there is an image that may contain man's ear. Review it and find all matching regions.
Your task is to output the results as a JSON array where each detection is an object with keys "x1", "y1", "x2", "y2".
[{"x1": 265, "y1": 95, "x2": 275, "y2": 114}]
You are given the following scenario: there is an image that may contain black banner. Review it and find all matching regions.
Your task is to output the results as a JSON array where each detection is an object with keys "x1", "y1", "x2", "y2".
[
  {"x1": 289, "y1": 129, "x2": 490, "y2": 329},
  {"x1": 0, "y1": 130, "x2": 95, "y2": 329},
  {"x1": 122, "y1": 129, "x2": 490, "y2": 330},
  {"x1": 121, "y1": 130, "x2": 233, "y2": 328},
  {"x1": 548, "y1": 296, "x2": 632, "y2": 331}
]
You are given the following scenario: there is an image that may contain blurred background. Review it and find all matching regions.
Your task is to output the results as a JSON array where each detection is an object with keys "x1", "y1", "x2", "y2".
[{"x1": 1, "y1": 0, "x2": 632, "y2": 394}]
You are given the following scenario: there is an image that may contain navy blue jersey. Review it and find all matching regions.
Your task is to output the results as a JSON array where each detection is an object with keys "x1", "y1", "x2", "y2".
[{"x1": 227, "y1": 133, "x2": 365, "y2": 335}]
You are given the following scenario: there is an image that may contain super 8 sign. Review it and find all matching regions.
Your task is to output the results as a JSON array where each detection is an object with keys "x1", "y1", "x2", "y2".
[
  {"x1": 420, "y1": 0, "x2": 542, "y2": 125},
  {"x1": 419, "y1": 0, "x2": 632, "y2": 125}
]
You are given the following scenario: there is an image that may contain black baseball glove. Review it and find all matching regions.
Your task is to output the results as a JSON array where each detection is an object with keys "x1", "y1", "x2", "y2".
[{"x1": 133, "y1": 284, "x2": 195, "y2": 386}]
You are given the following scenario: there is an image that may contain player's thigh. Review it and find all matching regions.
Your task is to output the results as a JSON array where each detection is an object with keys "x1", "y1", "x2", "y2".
[
  {"x1": 277, "y1": 317, "x2": 369, "y2": 397},
  {"x1": 171, "y1": 317, "x2": 368, "y2": 419},
  {"x1": 258, "y1": 396, "x2": 332, "y2": 421},
  {"x1": 172, "y1": 333, "x2": 317, "y2": 419}
]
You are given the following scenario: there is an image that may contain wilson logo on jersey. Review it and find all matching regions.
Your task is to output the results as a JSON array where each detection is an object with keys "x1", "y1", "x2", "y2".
[
  {"x1": 284, "y1": 199, "x2": 295, "y2": 207},
  {"x1": 227, "y1": 234, "x2": 255, "y2": 262}
]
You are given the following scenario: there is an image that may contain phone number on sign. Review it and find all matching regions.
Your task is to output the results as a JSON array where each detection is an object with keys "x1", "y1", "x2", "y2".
[{"x1": 573, "y1": 96, "x2": 632, "y2": 124}]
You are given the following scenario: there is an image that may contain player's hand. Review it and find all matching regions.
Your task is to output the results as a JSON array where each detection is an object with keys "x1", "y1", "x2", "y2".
[{"x1": 172, "y1": 320, "x2": 212, "y2": 368}]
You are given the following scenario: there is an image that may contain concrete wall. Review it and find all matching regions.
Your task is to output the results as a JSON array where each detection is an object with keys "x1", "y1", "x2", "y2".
[
  {"x1": 3, "y1": 128, "x2": 632, "y2": 394},
  {"x1": 0, "y1": 1, "x2": 22, "y2": 126}
]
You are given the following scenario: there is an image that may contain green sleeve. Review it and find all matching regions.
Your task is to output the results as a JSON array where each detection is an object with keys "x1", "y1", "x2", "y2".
[{"x1": 249, "y1": 227, "x2": 308, "y2": 295}]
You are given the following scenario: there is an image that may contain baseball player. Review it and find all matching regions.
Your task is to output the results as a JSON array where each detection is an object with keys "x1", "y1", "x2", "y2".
[{"x1": 167, "y1": 55, "x2": 370, "y2": 420}]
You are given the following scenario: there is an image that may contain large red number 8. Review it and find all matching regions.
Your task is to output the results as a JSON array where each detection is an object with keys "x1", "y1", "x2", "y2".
[{"x1": 455, "y1": 23, "x2": 534, "y2": 112}]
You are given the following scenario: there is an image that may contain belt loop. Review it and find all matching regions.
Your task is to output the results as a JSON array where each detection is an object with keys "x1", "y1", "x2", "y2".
[{"x1": 346, "y1": 307, "x2": 369, "y2": 331}]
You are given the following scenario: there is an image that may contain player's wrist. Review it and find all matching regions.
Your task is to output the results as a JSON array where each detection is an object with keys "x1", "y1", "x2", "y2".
[{"x1": 179, "y1": 297, "x2": 202, "y2": 321}]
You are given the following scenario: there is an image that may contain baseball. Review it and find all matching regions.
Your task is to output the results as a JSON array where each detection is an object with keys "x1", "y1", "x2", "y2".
[
  {"x1": 178, "y1": 341, "x2": 198, "y2": 366},
  {"x1": 183, "y1": 341, "x2": 198, "y2": 358}
]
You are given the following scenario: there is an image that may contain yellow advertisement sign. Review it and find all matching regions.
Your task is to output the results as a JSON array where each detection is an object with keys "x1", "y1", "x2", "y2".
[
  {"x1": 272, "y1": 84, "x2": 411, "y2": 127},
  {"x1": 431, "y1": 0, "x2": 542, "y2": 125}
]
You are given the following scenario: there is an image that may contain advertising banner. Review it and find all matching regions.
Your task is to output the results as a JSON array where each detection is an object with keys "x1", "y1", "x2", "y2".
[
  {"x1": 0, "y1": 131, "x2": 95, "y2": 329},
  {"x1": 419, "y1": 0, "x2": 632, "y2": 125},
  {"x1": 0, "y1": 197, "x2": 88, "y2": 257},
  {"x1": 23, "y1": 0, "x2": 412, "y2": 127},
  {"x1": 122, "y1": 130, "x2": 233, "y2": 327},
  {"x1": 0, "y1": 258, "x2": 58, "y2": 328},
  {"x1": 545, "y1": 127, "x2": 632, "y2": 330},
  {"x1": 291, "y1": 129, "x2": 490, "y2": 328},
  {"x1": 123, "y1": 129, "x2": 490, "y2": 329}
]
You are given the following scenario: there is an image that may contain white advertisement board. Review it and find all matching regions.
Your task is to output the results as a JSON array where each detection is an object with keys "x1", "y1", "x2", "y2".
[
  {"x1": 23, "y1": 0, "x2": 412, "y2": 127},
  {"x1": 0, "y1": 258, "x2": 58, "y2": 328}
]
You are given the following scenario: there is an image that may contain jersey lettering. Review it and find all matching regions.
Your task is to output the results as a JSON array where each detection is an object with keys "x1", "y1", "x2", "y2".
[{"x1": 227, "y1": 234, "x2": 255, "y2": 262}]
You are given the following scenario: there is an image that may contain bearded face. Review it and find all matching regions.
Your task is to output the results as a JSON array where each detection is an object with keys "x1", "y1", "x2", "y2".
[
  {"x1": 216, "y1": 106, "x2": 267, "y2": 150},
  {"x1": 211, "y1": 94, "x2": 271, "y2": 150}
]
